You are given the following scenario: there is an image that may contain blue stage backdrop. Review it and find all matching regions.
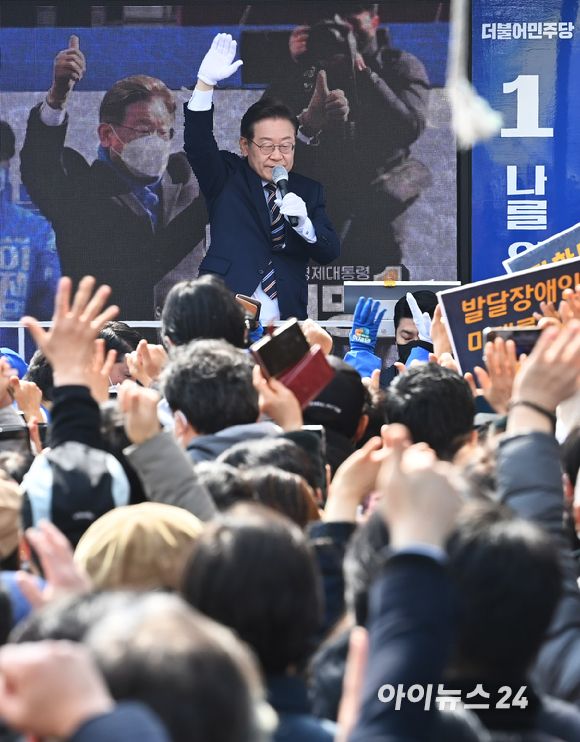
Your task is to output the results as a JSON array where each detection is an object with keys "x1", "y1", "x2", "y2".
[{"x1": 472, "y1": 0, "x2": 580, "y2": 281}]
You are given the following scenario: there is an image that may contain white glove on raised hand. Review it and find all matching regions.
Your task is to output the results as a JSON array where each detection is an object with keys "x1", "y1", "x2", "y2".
[
  {"x1": 406, "y1": 292, "x2": 432, "y2": 344},
  {"x1": 198, "y1": 33, "x2": 243, "y2": 87},
  {"x1": 275, "y1": 193, "x2": 308, "y2": 228}
]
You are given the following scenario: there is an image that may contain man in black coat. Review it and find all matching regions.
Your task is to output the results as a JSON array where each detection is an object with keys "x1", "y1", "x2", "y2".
[{"x1": 20, "y1": 35, "x2": 207, "y2": 321}]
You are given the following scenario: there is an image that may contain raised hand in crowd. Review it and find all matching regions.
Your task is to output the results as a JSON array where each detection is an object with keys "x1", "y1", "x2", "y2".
[
  {"x1": 302, "y1": 318, "x2": 333, "y2": 356},
  {"x1": 46, "y1": 34, "x2": 86, "y2": 109},
  {"x1": 560, "y1": 285, "x2": 580, "y2": 324},
  {"x1": 16, "y1": 519, "x2": 92, "y2": 608},
  {"x1": 533, "y1": 298, "x2": 561, "y2": 327},
  {"x1": 509, "y1": 320, "x2": 580, "y2": 434},
  {"x1": 252, "y1": 364, "x2": 303, "y2": 432},
  {"x1": 118, "y1": 382, "x2": 162, "y2": 445},
  {"x1": 0, "y1": 641, "x2": 115, "y2": 741},
  {"x1": 323, "y1": 424, "x2": 411, "y2": 523},
  {"x1": 8, "y1": 376, "x2": 43, "y2": 422},
  {"x1": 464, "y1": 336, "x2": 518, "y2": 415},
  {"x1": 85, "y1": 339, "x2": 117, "y2": 404},
  {"x1": 430, "y1": 304, "x2": 453, "y2": 358},
  {"x1": 0, "y1": 358, "x2": 15, "y2": 409},
  {"x1": 125, "y1": 339, "x2": 167, "y2": 388},
  {"x1": 21, "y1": 276, "x2": 118, "y2": 388}
]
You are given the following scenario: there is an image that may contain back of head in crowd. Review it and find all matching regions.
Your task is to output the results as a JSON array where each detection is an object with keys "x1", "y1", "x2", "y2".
[
  {"x1": 446, "y1": 502, "x2": 562, "y2": 677},
  {"x1": 243, "y1": 465, "x2": 320, "y2": 528},
  {"x1": 182, "y1": 502, "x2": 322, "y2": 673},
  {"x1": 303, "y1": 357, "x2": 369, "y2": 475},
  {"x1": 87, "y1": 593, "x2": 271, "y2": 742},
  {"x1": 218, "y1": 437, "x2": 321, "y2": 496},
  {"x1": 385, "y1": 364, "x2": 476, "y2": 461},
  {"x1": 162, "y1": 339, "x2": 258, "y2": 436},
  {"x1": 23, "y1": 350, "x2": 54, "y2": 408},
  {"x1": 162, "y1": 275, "x2": 246, "y2": 349},
  {"x1": 14, "y1": 590, "x2": 271, "y2": 742},
  {"x1": 194, "y1": 461, "x2": 254, "y2": 511},
  {"x1": 74, "y1": 501, "x2": 204, "y2": 591}
]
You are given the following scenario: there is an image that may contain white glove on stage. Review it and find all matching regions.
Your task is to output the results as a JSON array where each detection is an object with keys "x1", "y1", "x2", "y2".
[
  {"x1": 275, "y1": 193, "x2": 308, "y2": 229},
  {"x1": 406, "y1": 292, "x2": 433, "y2": 344},
  {"x1": 198, "y1": 33, "x2": 243, "y2": 87}
]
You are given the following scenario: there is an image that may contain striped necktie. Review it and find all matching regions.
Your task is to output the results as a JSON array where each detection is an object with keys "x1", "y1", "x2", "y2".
[{"x1": 261, "y1": 183, "x2": 285, "y2": 300}]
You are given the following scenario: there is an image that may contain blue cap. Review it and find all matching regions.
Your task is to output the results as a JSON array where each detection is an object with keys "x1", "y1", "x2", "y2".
[{"x1": 0, "y1": 348, "x2": 28, "y2": 379}]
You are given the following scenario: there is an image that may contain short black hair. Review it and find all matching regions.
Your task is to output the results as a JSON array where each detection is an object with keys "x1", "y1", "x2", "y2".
[
  {"x1": 99, "y1": 321, "x2": 143, "y2": 357},
  {"x1": 447, "y1": 502, "x2": 562, "y2": 676},
  {"x1": 182, "y1": 502, "x2": 323, "y2": 672},
  {"x1": 218, "y1": 437, "x2": 319, "y2": 493},
  {"x1": 24, "y1": 350, "x2": 53, "y2": 402},
  {"x1": 0, "y1": 121, "x2": 15, "y2": 161},
  {"x1": 193, "y1": 461, "x2": 254, "y2": 511},
  {"x1": 393, "y1": 290, "x2": 438, "y2": 331},
  {"x1": 162, "y1": 275, "x2": 246, "y2": 349},
  {"x1": 241, "y1": 97, "x2": 298, "y2": 141},
  {"x1": 162, "y1": 339, "x2": 259, "y2": 435},
  {"x1": 385, "y1": 364, "x2": 476, "y2": 460}
]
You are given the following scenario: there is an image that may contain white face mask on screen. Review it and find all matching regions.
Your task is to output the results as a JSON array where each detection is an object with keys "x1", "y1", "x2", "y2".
[{"x1": 111, "y1": 128, "x2": 170, "y2": 180}]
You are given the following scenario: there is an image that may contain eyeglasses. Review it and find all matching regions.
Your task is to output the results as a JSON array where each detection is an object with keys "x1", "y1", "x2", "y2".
[
  {"x1": 249, "y1": 141, "x2": 295, "y2": 155},
  {"x1": 115, "y1": 124, "x2": 175, "y2": 141}
]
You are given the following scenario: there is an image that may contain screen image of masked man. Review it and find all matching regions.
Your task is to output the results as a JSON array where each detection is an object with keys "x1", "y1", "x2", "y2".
[
  {"x1": 266, "y1": 3, "x2": 431, "y2": 279},
  {"x1": 20, "y1": 35, "x2": 208, "y2": 322},
  {"x1": 0, "y1": 121, "x2": 61, "y2": 355}
]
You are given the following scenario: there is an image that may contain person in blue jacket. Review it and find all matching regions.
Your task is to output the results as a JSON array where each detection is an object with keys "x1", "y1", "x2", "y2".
[{"x1": 0, "y1": 121, "x2": 61, "y2": 357}]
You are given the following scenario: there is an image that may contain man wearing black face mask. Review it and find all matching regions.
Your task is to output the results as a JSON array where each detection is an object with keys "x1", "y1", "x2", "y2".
[
  {"x1": 393, "y1": 289, "x2": 437, "y2": 365},
  {"x1": 20, "y1": 35, "x2": 208, "y2": 322},
  {"x1": 344, "y1": 290, "x2": 437, "y2": 388}
]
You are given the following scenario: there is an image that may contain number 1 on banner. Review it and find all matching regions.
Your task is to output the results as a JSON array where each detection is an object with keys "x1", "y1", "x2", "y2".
[{"x1": 501, "y1": 75, "x2": 553, "y2": 138}]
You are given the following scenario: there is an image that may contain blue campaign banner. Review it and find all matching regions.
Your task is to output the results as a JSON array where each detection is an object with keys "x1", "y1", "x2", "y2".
[
  {"x1": 503, "y1": 220, "x2": 580, "y2": 272},
  {"x1": 471, "y1": 0, "x2": 580, "y2": 282}
]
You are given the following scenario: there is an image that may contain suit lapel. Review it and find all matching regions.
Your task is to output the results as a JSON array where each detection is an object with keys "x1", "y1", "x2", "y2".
[{"x1": 244, "y1": 159, "x2": 272, "y2": 243}]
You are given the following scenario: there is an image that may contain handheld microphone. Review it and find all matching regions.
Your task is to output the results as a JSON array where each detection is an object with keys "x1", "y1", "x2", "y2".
[{"x1": 272, "y1": 166, "x2": 298, "y2": 227}]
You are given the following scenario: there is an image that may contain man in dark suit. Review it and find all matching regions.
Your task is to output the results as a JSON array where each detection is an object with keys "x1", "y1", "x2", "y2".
[
  {"x1": 184, "y1": 34, "x2": 340, "y2": 321},
  {"x1": 20, "y1": 35, "x2": 208, "y2": 322}
]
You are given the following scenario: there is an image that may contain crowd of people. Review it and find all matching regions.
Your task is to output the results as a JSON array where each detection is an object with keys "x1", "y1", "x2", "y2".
[{"x1": 0, "y1": 270, "x2": 577, "y2": 742}]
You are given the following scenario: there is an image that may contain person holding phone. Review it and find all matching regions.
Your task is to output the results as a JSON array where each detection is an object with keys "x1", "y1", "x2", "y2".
[{"x1": 184, "y1": 34, "x2": 341, "y2": 323}]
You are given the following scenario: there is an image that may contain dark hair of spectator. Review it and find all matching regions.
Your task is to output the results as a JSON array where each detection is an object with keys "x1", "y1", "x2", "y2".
[
  {"x1": 161, "y1": 276, "x2": 246, "y2": 349},
  {"x1": 162, "y1": 339, "x2": 259, "y2": 435},
  {"x1": 343, "y1": 510, "x2": 390, "y2": 626},
  {"x1": 99, "y1": 321, "x2": 143, "y2": 357},
  {"x1": 218, "y1": 437, "x2": 319, "y2": 493},
  {"x1": 24, "y1": 350, "x2": 54, "y2": 402},
  {"x1": 243, "y1": 465, "x2": 320, "y2": 529},
  {"x1": 87, "y1": 593, "x2": 262, "y2": 742},
  {"x1": 183, "y1": 502, "x2": 323, "y2": 672},
  {"x1": 100, "y1": 400, "x2": 146, "y2": 505},
  {"x1": 385, "y1": 364, "x2": 476, "y2": 461},
  {"x1": 193, "y1": 461, "x2": 254, "y2": 511},
  {"x1": 99, "y1": 75, "x2": 176, "y2": 126},
  {"x1": 446, "y1": 502, "x2": 562, "y2": 676},
  {"x1": 0, "y1": 121, "x2": 15, "y2": 161},
  {"x1": 0, "y1": 581, "x2": 12, "y2": 646},
  {"x1": 393, "y1": 290, "x2": 438, "y2": 331},
  {"x1": 241, "y1": 97, "x2": 298, "y2": 141}
]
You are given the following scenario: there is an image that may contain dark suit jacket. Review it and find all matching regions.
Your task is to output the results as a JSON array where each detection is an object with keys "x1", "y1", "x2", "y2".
[
  {"x1": 21, "y1": 103, "x2": 208, "y2": 320},
  {"x1": 183, "y1": 105, "x2": 340, "y2": 319},
  {"x1": 349, "y1": 553, "x2": 460, "y2": 742}
]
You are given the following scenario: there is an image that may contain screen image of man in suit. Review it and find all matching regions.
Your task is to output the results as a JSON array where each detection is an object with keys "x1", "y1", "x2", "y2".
[
  {"x1": 184, "y1": 34, "x2": 341, "y2": 322},
  {"x1": 20, "y1": 35, "x2": 208, "y2": 322}
]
